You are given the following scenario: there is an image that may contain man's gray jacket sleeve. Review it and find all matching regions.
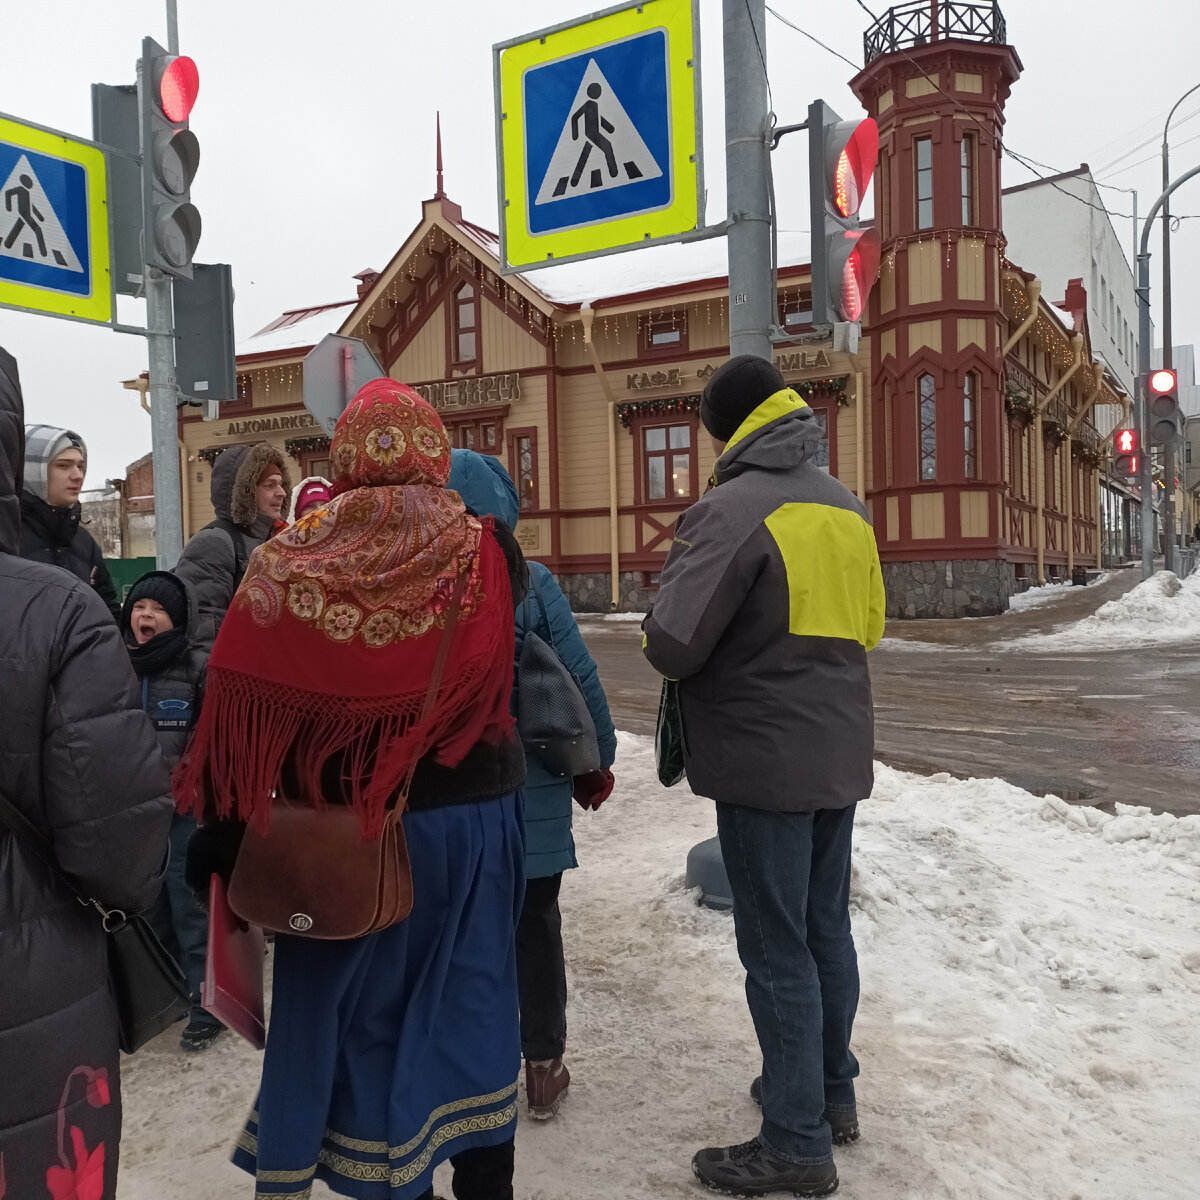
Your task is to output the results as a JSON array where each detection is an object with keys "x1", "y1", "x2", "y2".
[{"x1": 173, "y1": 526, "x2": 237, "y2": 654}]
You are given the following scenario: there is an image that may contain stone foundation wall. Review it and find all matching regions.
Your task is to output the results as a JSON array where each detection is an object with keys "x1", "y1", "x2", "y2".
[
  {"x1": 883, "y1": 559, "x2": 1018, "y2": 619},
  {"x1": 556, "y1": 571, "x2": 650, "y2": 613}
]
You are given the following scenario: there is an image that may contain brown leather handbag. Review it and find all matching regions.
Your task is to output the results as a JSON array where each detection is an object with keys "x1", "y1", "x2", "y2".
[{"x1": 227, "y1": 577, "x2": 463, "y2": 940}]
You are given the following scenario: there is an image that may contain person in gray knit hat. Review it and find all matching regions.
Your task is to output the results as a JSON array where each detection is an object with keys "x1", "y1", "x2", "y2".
[
  {"x1": 644, "y1": 353, "x2": 885, "y2": 1198},
  {"x1": 19, "y1": 423, "x2": 121, "y2": 620},
  {"x1": 173, "y1": 441, "x2": 291, "y2": 653}
]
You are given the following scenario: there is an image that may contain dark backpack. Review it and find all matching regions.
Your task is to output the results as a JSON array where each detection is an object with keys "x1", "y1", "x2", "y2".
[{"x1": 201, "y1": 518, "x2": 250, "y2": 588}]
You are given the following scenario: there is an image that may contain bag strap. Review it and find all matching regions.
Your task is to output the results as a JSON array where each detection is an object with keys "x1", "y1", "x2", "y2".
[
  {"x1": 0, "y1": 790, "x2": 119, "y2": 923},
  {"x1": 203, "y1": 518, "x2": 249, "y2": 586},
  {"x1": 522, "y1": 567, "x2": 558, "y2": 654}
]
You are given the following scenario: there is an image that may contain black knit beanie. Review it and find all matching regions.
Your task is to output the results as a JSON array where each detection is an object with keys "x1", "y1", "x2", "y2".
[
  {"x1": 127, "y1": 572, "x2": 187, "y2": 631},
  {"x1": 699, "y1": 355, "x2": 787, "y2": 442}
]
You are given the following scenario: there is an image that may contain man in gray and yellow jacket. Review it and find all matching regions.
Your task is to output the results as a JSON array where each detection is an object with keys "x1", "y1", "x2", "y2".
[{"x1": 643, "y1": 355, "x2": 884, "y2": 1199}]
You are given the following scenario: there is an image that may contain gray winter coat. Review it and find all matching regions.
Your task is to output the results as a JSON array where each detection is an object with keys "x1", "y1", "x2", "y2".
[
  {"x1": 643, "y1": 388, "x2": 885, "y2": 812},
  {"x1": 0, "y1": 347, "x2": 174, "y2": 1200},
  {"x1": 173, "y1": 442, "x2": 291, "y2": 653}
]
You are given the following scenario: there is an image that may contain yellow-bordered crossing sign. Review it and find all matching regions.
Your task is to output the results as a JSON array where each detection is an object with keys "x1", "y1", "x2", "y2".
[
  {"x1": 0, "y1": 113, "x2": 111, "y2": 325},
  {"x1": 494, "y1": 0, "x2": 702, "y2": 273}
]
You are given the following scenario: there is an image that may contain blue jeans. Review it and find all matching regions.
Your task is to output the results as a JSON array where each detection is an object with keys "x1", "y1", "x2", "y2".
[{"x1": 715, "y1": 802, "x2": 859, "y2": 1165}]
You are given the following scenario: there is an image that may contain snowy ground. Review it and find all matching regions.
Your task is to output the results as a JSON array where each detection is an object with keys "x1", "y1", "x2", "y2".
[
  {"x1": 1003, "y1": 569, "x2": 1200, "y2": 652},
  {"x1": 118, "y1": 732, "x2": 1200, "y2": 1200}
]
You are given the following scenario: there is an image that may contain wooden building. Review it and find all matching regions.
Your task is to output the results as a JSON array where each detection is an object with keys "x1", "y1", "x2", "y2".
[{"x1": 176, "y1": 1, "x2": 1128, "y2": 617}]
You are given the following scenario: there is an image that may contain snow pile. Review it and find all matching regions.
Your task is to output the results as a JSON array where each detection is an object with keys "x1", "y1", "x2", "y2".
[
  {"x1": 1004, "y1": 579, "x2": 1073, "y2": 613},
  {"x1": 118, "y1": 735, "x2": 1200, "y2": 1200},
  {"x1": 1005, "y1": 569, "x2": 1200, "y2": 651}
]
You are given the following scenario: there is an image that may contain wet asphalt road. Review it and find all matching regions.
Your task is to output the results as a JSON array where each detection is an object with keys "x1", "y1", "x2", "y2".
[{"x1": 576, "y1": 569, "x2": 1200, "y2": 818}]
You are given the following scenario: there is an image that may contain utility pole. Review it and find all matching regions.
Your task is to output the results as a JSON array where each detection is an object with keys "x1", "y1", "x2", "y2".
[
  {"x1": 142, "y1": 0, "x2": 186, "y2": 569},
  {"x1": 723, "y1": 0, "x2": 772, "y2": 362},
  {"x1": 1137, "y1": 162, "x2": 1200, "y2": 579},
  {"x1": 1159, "y1": 82, "x2": 1200, "y2": 573}
]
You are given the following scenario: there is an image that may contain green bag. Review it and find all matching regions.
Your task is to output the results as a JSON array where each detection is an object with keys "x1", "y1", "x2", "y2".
[{"x1": 655, "y1": 678, "x2": 687, "y2": 787}]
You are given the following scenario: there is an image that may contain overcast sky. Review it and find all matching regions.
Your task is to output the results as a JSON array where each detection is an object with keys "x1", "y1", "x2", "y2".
[{"x1": 1, "y1": 0, "x2": 1197, "y2": 483}]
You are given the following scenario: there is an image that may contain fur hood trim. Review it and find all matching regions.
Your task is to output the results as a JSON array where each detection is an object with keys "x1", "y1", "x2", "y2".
[{"x1": 211, "y1": 442, "x2": 291, "y2": 528}]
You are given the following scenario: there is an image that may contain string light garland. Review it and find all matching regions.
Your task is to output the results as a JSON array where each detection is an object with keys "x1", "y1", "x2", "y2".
[
  {"x1": 794, "y1": 377, "x2": 851, "y2": 406},
  {"x1": 617, "y1": 395, "x2": 701, "y2": 429},
  {"x1": 284, "y1": 435, "x2": 330, "y2": 458},
  {"x1": 197, "y1": 447, "x2": 226, "y2": 466}
]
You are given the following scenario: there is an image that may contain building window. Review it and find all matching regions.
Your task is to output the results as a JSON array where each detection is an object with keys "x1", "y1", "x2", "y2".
[
  {"x1": 918, "y1": 373, "x2": 937, "y2": 480},
  {"x1": 507, "y1": 427, "x2": 539, "y2": 510},
  {"x1": 960, "y1": 135, "x2": 975, "y2": 226},
  {"x1": 453, "y1": 282, "x2": 477, "y2": 363},
  {"x1": 642, "y1": 312, "x2": 688, "y2": 353},
  {"x1": 445, "y1": 415, "x2": 499, "y2": 452},
  {"x1": 963, "y1": 372, "x2": 978, "y2": 479},
  {"x1": 642, "y1": 422, "x2": 694, "y2": 502},
  {"x1": 878, "y1": 150, "x2": 891, "y2": 240},
  {"x1": 915, "y1": 137, "x2": 933, "y2": 230}
]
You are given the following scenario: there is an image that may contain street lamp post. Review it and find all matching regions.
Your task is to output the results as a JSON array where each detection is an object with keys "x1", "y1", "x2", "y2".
[{"x1": 1160, "y1": 81, "x2": 1200, "y2": 572}]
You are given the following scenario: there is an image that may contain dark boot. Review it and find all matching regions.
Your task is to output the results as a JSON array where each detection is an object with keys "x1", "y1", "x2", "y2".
[
  {"x1": 525, "y1": 1057, "x2": 570, "y2": 1119},
  {"x1": 692, "y1": 1138, "x2": 838, "y2": 1197},
  {"x1": 450, "y1": 1139, "x2": 514, "y2": 1200}
]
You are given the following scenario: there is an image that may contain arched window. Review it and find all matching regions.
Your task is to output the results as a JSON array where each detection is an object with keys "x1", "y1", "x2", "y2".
[
  {"x1": 963, "y1": 372, "x2": 978, "y2": 479},
  {"x1": 453, "y1": 282, "x2": 477, "y2": 363},
  {"x1": 918, "y1": 373, "x2": 937, "y2": 480}
]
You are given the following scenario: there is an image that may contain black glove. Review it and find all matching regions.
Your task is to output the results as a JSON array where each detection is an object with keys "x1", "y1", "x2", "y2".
[{"x1": 184, "y1": 819, "x2": 246, "y2": 908}]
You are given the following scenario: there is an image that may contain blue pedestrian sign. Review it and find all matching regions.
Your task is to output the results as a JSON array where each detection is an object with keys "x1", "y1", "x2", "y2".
[
  {"x1": 0, "y1": 113, "x2": 111, "y2": 325},
  {"x1": 495, "y1": 0, "x2": 701, "y2": 272}
]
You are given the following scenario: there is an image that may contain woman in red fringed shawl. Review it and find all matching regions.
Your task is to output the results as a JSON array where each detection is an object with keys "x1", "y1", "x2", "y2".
[{"x1": 176, "y1": 381, "x2": 528, "y2": 1200}]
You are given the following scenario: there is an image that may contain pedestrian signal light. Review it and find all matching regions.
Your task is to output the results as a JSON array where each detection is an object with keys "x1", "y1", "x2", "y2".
[
  {"x1": 809, "y1": 101, "x2": 881, "y2": 325},
  {"x1": 1146, "y1": 368, "x2": 1181, "y2": 445},
  {"x1": 140, "y1": 36, "x2": 201, "y2": 277},
  {"x1": 1113, "y1": 428, "x2": 1138, "y2": 477}
]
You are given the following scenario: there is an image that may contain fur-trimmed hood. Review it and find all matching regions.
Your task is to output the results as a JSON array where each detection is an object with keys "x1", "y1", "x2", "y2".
[{"x1": 211, "y1": 441, "x2": 291, "y2": 530}]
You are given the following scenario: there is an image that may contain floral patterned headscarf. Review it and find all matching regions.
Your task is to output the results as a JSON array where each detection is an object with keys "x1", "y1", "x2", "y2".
[
  {"x1": 175, "y1": 380, "x2": 516, "y2": 834},
  {"x1": 329, "y1": 380, "x2": 451, "y2": 492}
]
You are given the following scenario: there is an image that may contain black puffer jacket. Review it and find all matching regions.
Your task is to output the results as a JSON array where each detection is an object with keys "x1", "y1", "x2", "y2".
[
  {"x1": 19, "y1": 491, "x2": 121, "y2": 621},
  {"x1": 173, "y1": 441, "x2": 291, "y2": 653},
  {"x1": 0, "y1": 347, "x2": 175, "y2": 1200}
]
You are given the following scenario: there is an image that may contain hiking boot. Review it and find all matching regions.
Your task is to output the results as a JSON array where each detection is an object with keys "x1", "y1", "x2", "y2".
[
  {"x1": 179, "y1": 1018, "x2": 223, "y2": 1052},
  {"x1": 750, "y1": 1077, "x2": 860, "y2": 1145},
  {"x1": 525, "y1": 1057, "x2": 569, "y2": 1119},
  {"x1": 692, "y1": 1138, "x2": 838, "y2": 1197}
]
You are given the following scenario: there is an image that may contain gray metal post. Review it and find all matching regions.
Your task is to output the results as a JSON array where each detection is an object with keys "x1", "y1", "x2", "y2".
[
  {"x1": 723, "y1": 0, "x2": 772, "y2": 362},
  {"x1": 140, "y1": 12, "x2": 185, "y2": 571},
  {"x1": 1136, "y1": 162, "x2": 1200, "y2": 580}
]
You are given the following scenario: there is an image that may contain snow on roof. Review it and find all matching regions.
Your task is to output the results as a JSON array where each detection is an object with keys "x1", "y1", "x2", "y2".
[
  {"x1": 237, "y1": 300, "x2": 357, "y2": 359},
  {"x1": 1050, "y1": 303, "x2": 1077, "y2": 331},
  {"x1": 518, "y1": 231, "x2": 811, "y2": 306}
]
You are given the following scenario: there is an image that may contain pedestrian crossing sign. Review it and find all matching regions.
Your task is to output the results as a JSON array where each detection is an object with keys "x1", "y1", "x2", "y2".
[
  {"x1": 494, "y1": 0, "x2": 701, "y2": 272},
  {"x1": 0, "y1": 113, "x2": 111, "y2": 324}
]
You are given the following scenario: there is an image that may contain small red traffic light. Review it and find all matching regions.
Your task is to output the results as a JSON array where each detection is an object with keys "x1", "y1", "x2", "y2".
[
  {"x1": 1116, "y1": 428, "x2": 1137, "y2": 454},
  {"x1": 833, "y1": 119, "x2": 879, "y2": 218},
  {"x1": 838, "y1": 227, "x2": 882, "y2": 323},
  {"x1": 159, "y1": 55, "x2": 199, "y2": 123},
  {"x1": 1149, "y1": 368, "x2": 1177, "y2": 395}
]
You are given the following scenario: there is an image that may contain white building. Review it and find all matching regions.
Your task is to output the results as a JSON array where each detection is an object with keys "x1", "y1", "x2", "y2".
[{"x1": 1003, "y1": 164, "x2": 1149, "y2": 423}]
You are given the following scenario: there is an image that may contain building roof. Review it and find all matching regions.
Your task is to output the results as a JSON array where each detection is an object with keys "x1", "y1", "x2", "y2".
[{"x1": 238, "y1": 300, "x2": 358, "y2": 359}]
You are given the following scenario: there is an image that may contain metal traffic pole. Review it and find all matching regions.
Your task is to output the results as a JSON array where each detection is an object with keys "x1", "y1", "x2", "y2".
[
  {"x1": 142, "y1": 0, "x2": 185, "y2": 569},
  {"x1": 1136, "y1": 162, "x2": 1200, "y2": 580},
  {"x1": 723, "y1": 0, "x2": 773, "y2": 362}
]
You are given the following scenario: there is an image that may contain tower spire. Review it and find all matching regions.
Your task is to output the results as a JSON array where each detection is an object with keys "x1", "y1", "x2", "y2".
[{"x1": 435, "y1": 111, "x2": 445, "y2": 199}]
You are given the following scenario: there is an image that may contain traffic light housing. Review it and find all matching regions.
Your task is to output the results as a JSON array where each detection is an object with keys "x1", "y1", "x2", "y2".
[
  {"x1": 1113, "y1": 427, "x2": 1139, "y2": 478},
  {"x1": 1147, "y1": 368, "x2": 1181, "y2": 445},
  {"x1": 809, "y1": 101, "x2": 881, "y2": 326},
  {"x1": 139, "y1": 36, "x2": 200, "y2": 277}
]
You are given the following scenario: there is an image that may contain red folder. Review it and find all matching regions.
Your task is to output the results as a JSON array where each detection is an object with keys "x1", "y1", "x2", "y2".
[{"x1": 202, "y1": 875, "x2": 266, "y2": 1049}]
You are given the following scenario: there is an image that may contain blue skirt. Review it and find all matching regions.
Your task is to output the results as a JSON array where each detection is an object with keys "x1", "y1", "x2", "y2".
[{"x1": 232, "y1": 792, "x2": 525, "y2": 1199}]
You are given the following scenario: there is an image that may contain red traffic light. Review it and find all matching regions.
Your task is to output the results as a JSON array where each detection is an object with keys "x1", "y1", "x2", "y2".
[
  {"x1": 1148, "y1": 368, "x2": 1177, "y2": 395},
  {"x1": 1115, "y1": 428, "x2": 1138, "y2": 454},
  {"x1": 158, "y1": 55, "x2": 199, "y2": 123},
  {"x1": 832, "y1": 119, "x2": 879, "y2": 218},
  {"x1": 836, "y1": 227, "x2": 882, "y2": 323}
]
